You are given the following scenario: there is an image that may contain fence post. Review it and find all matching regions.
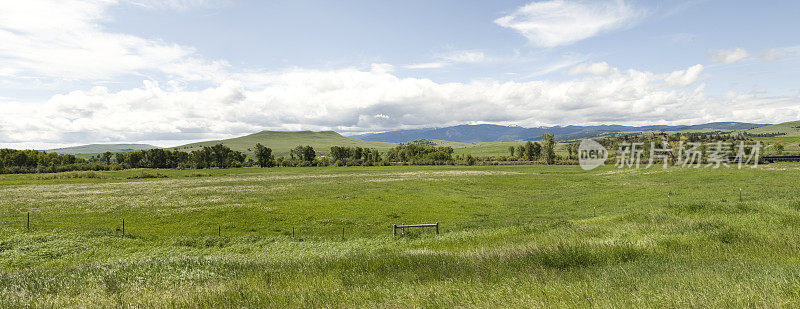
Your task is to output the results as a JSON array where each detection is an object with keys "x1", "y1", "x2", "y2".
[
  {"x1": 341, "y1": 226, "x2": 345, "y2": 241},
  {"x1": 668, "y1": 192, "x2": 671, "y2": 207},
  {"x1": 27, "y1": 212, "x2": 30, "y2": 230},
  {"x1": 292, "y1": 227, "x2": 295, "y2": 238},
  {"x1": 218, "y1": 225, "x2": 221, "y2": 236},
  {"x1": 739, "y1": 188, "x2": 742, "y2": 202},
  {"x1": 436, "y1": 222, "x2": 439, "y2": 235},
  {"x1": 393, "y1": 224, "x2": 397, "y2": 236},
  {"x1": 122, "y1": 219, "x2": 125, "y2": 237}
]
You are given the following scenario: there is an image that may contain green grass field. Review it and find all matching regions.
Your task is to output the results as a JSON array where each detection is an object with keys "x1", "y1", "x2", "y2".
[{"x1": 2, "y1": 164, "x2": 800, "y2": 307}]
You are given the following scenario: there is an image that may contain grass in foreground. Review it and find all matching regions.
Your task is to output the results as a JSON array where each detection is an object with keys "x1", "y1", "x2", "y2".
[{"x1": 1, "y1": 164, "x2": 800, "y2": 307}]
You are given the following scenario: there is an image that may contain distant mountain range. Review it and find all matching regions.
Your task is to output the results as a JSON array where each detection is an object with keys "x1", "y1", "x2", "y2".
[
  {"x1": 349, "y1": 122, "x2": 770, "y2": 143},
  {"x1": 41, "y1": 121, "x2": 788, "y2": 156}
]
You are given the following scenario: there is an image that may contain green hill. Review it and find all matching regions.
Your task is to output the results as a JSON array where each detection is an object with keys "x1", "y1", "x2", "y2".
[
  {"x1": 746, "y1": 120, "x2": 800, "y2": 137},
  {"x1": 169, "y1": 131, "x2": 396, "y2": 157},
  {"x1": 48, "y1": 144, "x2": 159, "y2": 155}
]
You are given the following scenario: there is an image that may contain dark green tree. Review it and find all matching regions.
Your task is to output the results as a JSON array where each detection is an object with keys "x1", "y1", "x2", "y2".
[
  {"x1": 524, "y1": 141, "x2": 535, "y2": 161},
  {"x1": 101, "y1": 152, "x2": 113, "y2": 164},
  {"x1": 254, "y1": 143, "x2": 274, "y2": 167},
  {"x1": 302, "y1": 146, "x2": 316, "y2": 162}
]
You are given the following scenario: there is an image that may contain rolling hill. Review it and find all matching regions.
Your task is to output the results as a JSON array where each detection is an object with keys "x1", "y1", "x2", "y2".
[
  {"x1": 47, "y1": 144, "x2": 159, "y2": 155},
  {"x1": 746, "y1": 120, "x2": 800, "y2": 137},
  {"x1": 169, "y1": 131, "x2": 396, "y2": 157}
]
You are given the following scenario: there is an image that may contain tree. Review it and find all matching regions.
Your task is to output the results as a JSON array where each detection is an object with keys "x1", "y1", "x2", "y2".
[
  {"x1": 508, "y1": 146, "x2": 515, "y2": 157},
  {"x1": 532, "y1": 142, "x2": 541, "y2": 160},
  {"x1": 302, "y1": 146, "x2": 316, "y2": 162},
  {"x1": 524, "y1": 141, "x2": 535, "y2": 161},
  {"x1": 566, "y1": 142, "x2": 579, "y2": 160},
  {"x1": 516, "y1": 145, "x2": 525, "y2": 159},
  {"x1": 290, "y1": 146, "x2": 305, "y2": 160},
  {"x1": 145, "y1": 149, "x2": 169, "y2": 168},
  {"x1": 465, "y1": 154, "x2": 476, "y2": 166},
  {"x1": 541, "y1": 133, "x2": 556, "y2": 165},
  {"x1": 127, "y1": 151, "x2": 143, "y2": 168},
  {"x1": 254, "y1": 143, "x2": 274, "y2": 167},
  {"x1": 210, "y1": 144, "x2": 241, "y2": 168},
  {"x1": 101, "y1": 152, "x2": 113, "y2": 164},
  {"x1": 330, "y1": 146, "x2": 352, "y2": 162},
  {"x1": 115, "y1": 153, "x2": 125, "y2": 165}
]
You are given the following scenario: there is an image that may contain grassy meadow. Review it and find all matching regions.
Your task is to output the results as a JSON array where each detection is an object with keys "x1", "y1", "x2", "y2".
[{"x1": 2, "y1": 164, "x2": 800, "y2": 307}]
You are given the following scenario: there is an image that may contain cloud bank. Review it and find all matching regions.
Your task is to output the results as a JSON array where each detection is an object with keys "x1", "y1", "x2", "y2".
[
  {"x1": 3, "y1": 62, "x2": 799, "y2": 149},
  {"x1": 0, "y1": 0, "x2": 228, "y2": 84}
]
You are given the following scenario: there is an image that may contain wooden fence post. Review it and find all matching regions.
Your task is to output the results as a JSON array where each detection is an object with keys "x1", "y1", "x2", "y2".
[
  {"x1": 122, "y1": 219, "x2": 125, "y2": 237},
  {"x1": 27, "y1": 212, "x2": 30, "y2": 230},
  {"x1": 739, "y1": 188, "x2": 742, "y2": 202},
  {"x1": 218, "y1": 225, "x2": 221, "y2": 236},
  {"x1": 393, "y1": 223, "x2": 441, "y2": 236}
]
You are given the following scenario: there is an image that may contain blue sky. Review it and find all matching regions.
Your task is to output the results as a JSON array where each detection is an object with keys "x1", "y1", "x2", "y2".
[{"x1": 1, "y1": 0, "x2": 799, "y2": 148}]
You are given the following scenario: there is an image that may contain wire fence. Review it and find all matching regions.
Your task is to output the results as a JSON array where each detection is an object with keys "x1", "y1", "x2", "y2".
[{"x1": 0, "y1": 211, "x2": 554, "y2": 241}]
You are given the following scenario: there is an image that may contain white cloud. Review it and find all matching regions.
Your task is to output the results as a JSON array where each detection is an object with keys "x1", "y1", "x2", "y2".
[
  {"x1": 405, "y1": 62, "x2": 448, "y2": 69},
  {"x1": 759, "y1": 46, "x2": 800, "y2": 62},
  {"x1": 663, "y1": 64, "x2": 703, "y2": 87},
  {"x1": 709, "y1": 48, "x2": 750, "y2": 64},
  {"x1": 441, "y1": 50, "x2": 487, "y2": 63},
  {"x1": 0, "y1": 0, "x2": 228, "y2": 83},
  {"x1": 406, "y1": 50, "x2": 488, "y2": 69},
  {"x1": 761, "y1": 49, "x2": 785, "y2": 62},
  {"x1": 3, "y1": 63, "x2": 797, "y2": 149},
  {"x1": 494, "y1": 0, "x2": 646, "y2": 47},
  {"x1": 567, "y1": 62, "x2": 616, "y2": 76}
]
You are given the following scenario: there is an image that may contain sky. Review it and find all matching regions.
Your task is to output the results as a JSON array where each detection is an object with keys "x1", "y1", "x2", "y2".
[{"x1": 1, "y1": 0, "x2": 799, "y2": 149}]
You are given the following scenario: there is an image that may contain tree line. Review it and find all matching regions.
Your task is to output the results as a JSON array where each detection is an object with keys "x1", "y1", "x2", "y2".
[
  {"x1": 0, "y1": 144, "x2": 249, "y2": 174},
  {"x1": 505, "y1": 134, "x2": 557, "y2": 164},
  {"x1": 0, "y1": 134, "x2": 574, "y2": 174}
]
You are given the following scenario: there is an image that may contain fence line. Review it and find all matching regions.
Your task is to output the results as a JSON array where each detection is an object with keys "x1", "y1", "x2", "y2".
[{"x1": 3, "y1": 189, "x2": 745, "y2": 240}]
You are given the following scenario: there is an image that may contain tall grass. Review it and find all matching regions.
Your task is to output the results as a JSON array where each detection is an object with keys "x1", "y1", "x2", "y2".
[{"x1": 1, "y1": 164, "x2": 800, "y2": 307}]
